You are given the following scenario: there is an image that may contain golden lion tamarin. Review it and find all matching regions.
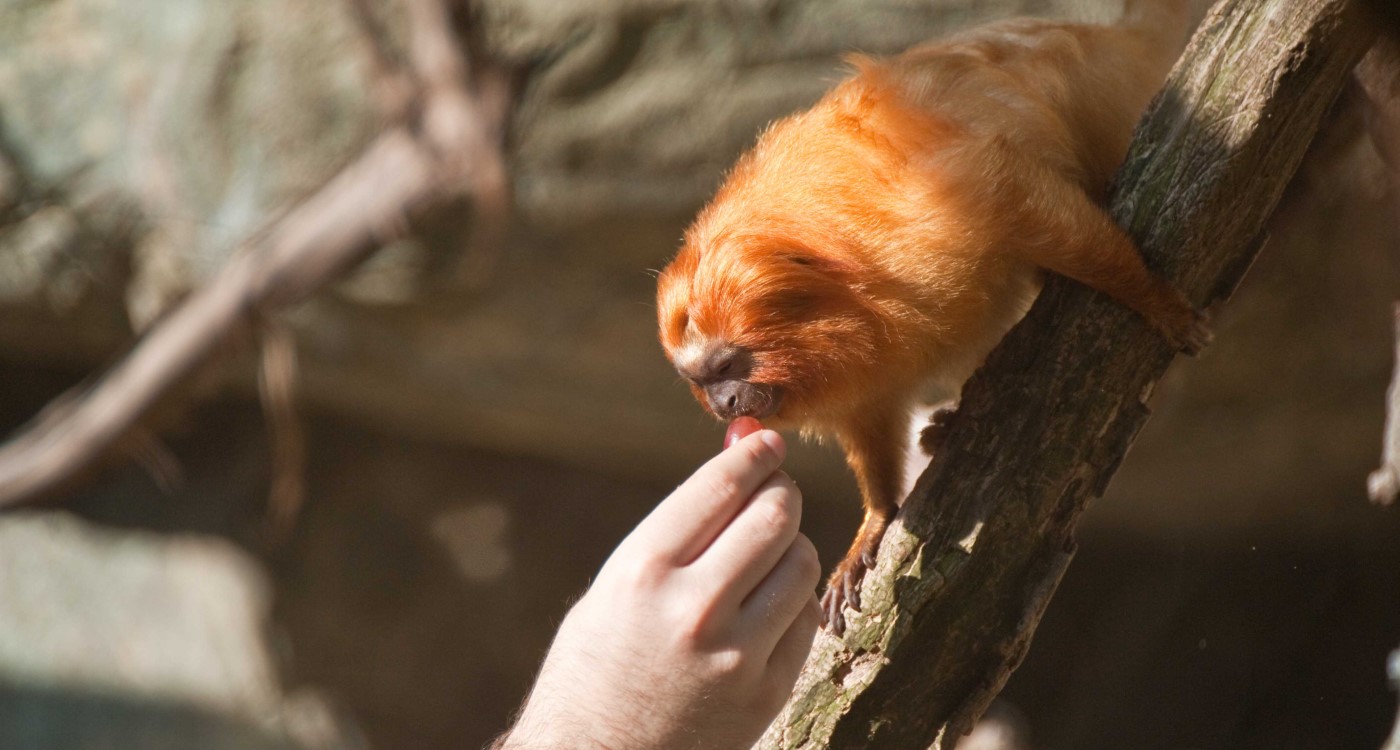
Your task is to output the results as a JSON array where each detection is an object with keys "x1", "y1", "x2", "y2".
[{"x1": 656, "y1": 1, "x2": 1208, "y2": 632}]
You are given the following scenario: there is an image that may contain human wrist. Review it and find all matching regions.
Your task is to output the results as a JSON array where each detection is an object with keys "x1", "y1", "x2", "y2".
[
  {"x1": 492, "y1": 712, "x2": 634, "y2": 750},
  {"x1": 495, "y1": 675, "x2": 649, "y2": 750}
]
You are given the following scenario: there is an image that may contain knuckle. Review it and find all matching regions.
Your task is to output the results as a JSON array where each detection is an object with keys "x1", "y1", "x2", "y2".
[
  {"x1": 608, "y1": 551, "x2": 667, "y2": 594},
  {"x1": 667, "y1": 582, "x2": 724, "y2": 650},
  {"x1": 752, "y1": 493, "x2": 795, "y2": 535},
  {"x1": 701, "y1": 473, "x2": 744, "y2": 505},
  {"x1": 673, "y1": 614, "x2": 710, "y2": 652},
  {"x1": 704, "y1": 647, "x2": 749, "y2": 682}
]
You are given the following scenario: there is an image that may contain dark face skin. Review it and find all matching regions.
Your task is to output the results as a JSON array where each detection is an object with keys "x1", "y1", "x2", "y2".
[{"x1": 672, "y1": 343, "x2": 783, "y2": 421}]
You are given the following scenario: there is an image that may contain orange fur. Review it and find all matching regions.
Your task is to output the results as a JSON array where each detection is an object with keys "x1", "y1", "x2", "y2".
[{"x1": 656, "y1": 3, "x2": 1206, "y2": 630}]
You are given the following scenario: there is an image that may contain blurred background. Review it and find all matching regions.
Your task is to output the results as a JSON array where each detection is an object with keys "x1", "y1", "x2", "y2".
[{"x1": 0, "y1": 0, "x2": 1398, "y2": 748}]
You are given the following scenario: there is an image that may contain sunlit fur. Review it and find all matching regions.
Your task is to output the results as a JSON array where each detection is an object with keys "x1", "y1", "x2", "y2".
[{"x1": 657, "y1": 1, "x2": 1202, "y2": 620}]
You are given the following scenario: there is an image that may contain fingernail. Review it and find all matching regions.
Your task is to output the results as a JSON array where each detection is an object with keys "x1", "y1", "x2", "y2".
[{"x1": 759, "y1": 430, "x2": 784, "y2": 457}]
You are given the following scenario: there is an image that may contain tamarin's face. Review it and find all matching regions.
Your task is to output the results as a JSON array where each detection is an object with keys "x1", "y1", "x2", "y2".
[{"x1": 655, "y1": 229, "x2": 884, "y2": 426}]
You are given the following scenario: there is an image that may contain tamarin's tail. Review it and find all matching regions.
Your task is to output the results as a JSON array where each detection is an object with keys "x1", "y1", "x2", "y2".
[{"x1": 1120, "y1": 0, "x2": 1199, "y2": 73}]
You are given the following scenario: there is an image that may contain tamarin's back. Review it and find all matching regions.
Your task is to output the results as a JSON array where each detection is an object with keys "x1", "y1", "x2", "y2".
[
  {"x1": 861, "y1": 0, "x2": 1193, "y2": 194},
  {"x1": 894, "y1": 28, "x2": 1160, "y2": 190}
]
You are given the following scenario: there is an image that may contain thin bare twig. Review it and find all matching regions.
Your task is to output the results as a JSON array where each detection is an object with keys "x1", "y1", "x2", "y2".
[
  {"x1": 1383, "y1": 648, "x2": 1400, "y2": 750},
  {"x1": 0, "y1": 0, "x2": 511, "y2": 508},
  {"x1": 1368, "y1": 304, "x2": 1400, "y2": 505},
  {"x1": 259, "y1": 319, "x2": 305, "y2": 540}
]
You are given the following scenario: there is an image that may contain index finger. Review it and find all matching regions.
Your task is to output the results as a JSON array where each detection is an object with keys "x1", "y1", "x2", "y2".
[{"x1": 632, "y1": 430, "x2": 786, "y2": 565}]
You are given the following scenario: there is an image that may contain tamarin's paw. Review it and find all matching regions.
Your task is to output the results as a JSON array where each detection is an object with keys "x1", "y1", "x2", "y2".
[
  {"x1": 919, "y1": 404, "x2": 960, "y2": 455},
  {"x1": 1169, "y1": 308, "x2": 1213, "y2": 356},
  {"x1": 1146, "y1": 281, "x2": 1213, "y2": 355},
  {"x1": 820, "y1": 530, "x2": 886, "y2": 634},
  {"x1": 820, "y1": 555, "x2": 869, "y2": 635}
]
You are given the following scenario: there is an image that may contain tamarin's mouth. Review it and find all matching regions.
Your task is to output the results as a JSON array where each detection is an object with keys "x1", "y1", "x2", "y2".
[{"x1": 704, "y1": 380, "x2": 782, "y2": 421}]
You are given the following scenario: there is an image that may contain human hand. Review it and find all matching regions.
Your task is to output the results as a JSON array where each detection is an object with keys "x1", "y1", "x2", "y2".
[{"x1": 496, "y1": 429, "x2": 821, "y2": 750}]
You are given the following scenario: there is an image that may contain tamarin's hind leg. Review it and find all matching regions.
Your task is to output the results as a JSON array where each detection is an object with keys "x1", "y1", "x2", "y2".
[
  {"x1": 828, "y1": 403, "x2": 957, "y2": 632},
  {"x1": 1002, "y1": 159, "x2": 1212, "y2": 354},
  {"x1": 822, "y1": 506, "x2": 896, "y2": 633},
  {"x1": 823, "y1": 406, "x2": 908, "y2": 633}
]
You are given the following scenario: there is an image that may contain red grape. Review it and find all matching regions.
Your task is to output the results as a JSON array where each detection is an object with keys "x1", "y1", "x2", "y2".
[{"x1": 724, "y1": 416, "x2": 763, "y2": 449}]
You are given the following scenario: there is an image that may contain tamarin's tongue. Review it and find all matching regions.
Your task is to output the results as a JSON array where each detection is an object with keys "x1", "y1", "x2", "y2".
[{"x1": 724, "y1": 417, "x2": 764, "y2": 449}]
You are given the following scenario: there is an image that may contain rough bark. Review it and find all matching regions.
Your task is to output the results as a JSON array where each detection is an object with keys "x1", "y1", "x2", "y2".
[{"x1": 758, "y1": 1, "x2": 1377, "y2": 749}]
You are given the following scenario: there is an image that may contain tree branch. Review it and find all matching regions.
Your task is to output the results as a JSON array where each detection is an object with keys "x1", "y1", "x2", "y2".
[
  {"x1": 759, "y1": 1, "x2": 1377, "y2": 748},
  {"x1": 0, "y1": 0, "x2": 512, "y2": 508}
]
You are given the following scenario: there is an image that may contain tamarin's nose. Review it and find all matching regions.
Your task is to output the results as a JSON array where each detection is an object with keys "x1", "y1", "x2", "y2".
[
  {"x1": 705, "y1": 380, "x2": 749, "y2": 418},
  {"x1": 680, "y1": 343, "x2": 752, "y2": 385}
]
